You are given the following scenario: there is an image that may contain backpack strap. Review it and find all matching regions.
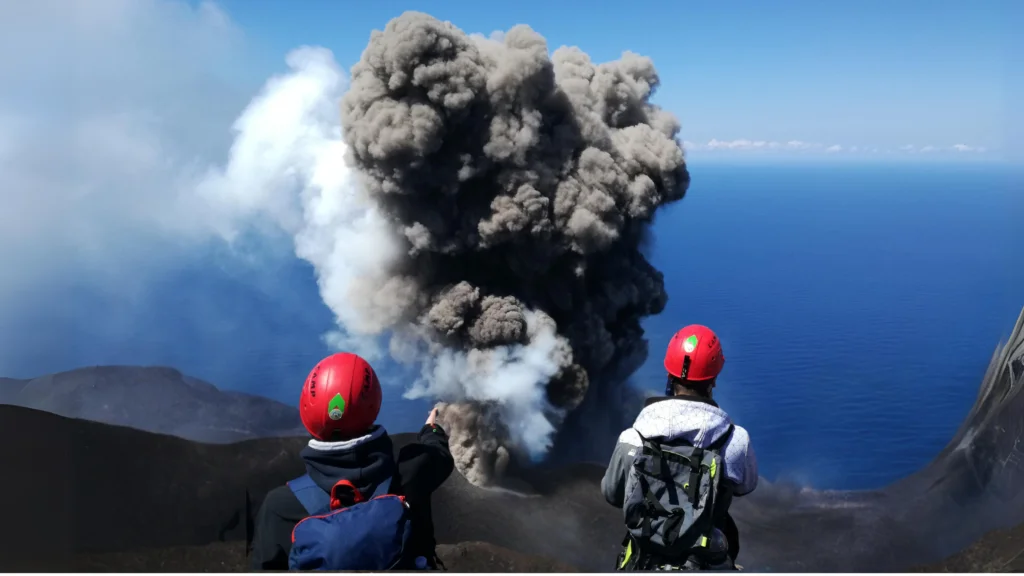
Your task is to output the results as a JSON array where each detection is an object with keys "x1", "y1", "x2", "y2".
[
  {"x1": 634, "y1": 428, "x2": 704, "y2": 488},
  {"x1": 695, "y1": 425, "x2": 735, "y2": 553},
  {"x1": 288, "y1": 474, "x2": 331, "y2": 516},
  {"x1": 289, "y1": 474, "x2": 397, "y2": 517},
  {"x1": 708, "y1": 424, "x2": 735, "y2": 452},
  {"x1": 636, "y1": 426, "x2": 734, "y2": 505},
  {"x1": 370, "y1": 476, "x2": 393, "y2": 499},
  {"x1": 636, "y1": 474, "x2": 687, "y2": 549},
  {"x1": 681, "y1": 424, "x2": 733, "y2": 500}
]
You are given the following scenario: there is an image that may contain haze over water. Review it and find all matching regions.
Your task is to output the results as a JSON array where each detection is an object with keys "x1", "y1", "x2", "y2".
[{"x1": 2, "y1": 161, "x2": 1019, "y2": 491}]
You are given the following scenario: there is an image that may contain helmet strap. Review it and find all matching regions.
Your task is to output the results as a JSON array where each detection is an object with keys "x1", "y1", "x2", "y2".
[{"x1": 666, "y1": 356, "x2": 693, "y2": 396}]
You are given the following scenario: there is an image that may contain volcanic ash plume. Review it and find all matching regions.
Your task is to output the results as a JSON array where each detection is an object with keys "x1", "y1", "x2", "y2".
[
  {"x1": 336, "y1": 11, "x2": 690, "y2": 484},
  {"x1": 193, "y1": 12, "x2": 690, "y2": 484}
]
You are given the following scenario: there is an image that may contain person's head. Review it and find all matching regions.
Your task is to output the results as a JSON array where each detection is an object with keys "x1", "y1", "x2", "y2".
[
  {"x1": 298, "y1": 352, "x2": 382, "y2": 441},
  {"x1": 663, "y1": 324, "x2": 725, "y2": 399}
]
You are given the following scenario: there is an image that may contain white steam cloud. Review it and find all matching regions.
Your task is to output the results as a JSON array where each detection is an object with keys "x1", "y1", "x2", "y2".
[
  {"x1": 195, "y1": 45, "x2": 569, "y2": 463},
  {"x1": 193, "y1": 47, "x2": 404, "y2": 359},
  {"x1": 405, "y1": 310, "x2": 564, "y2": 458}
]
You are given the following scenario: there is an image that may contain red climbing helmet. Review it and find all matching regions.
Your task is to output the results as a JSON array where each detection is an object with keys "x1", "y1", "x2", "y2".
[
  {"x1": 299, "y1": 352, "x2": 382, "y2": 441},
  {"x1": 664, "y1": 324, "x2": 725, "y2": 381}
]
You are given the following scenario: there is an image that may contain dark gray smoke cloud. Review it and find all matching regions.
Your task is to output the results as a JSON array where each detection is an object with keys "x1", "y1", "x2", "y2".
[{"x1": 339, "y1": 12, "x2": 689, "y2": 484}]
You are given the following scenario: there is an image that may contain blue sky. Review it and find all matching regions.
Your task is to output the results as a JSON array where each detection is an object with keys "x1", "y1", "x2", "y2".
[
  {"x1": 0, "y1": 0, "x2": 1017, "y2": 441},
  {"x1": 212, "y1": 0, "x2": 1017, "y2": 162},
  {"x1": 0, "y1": 0, "x2": 1017, "y2": 329}
]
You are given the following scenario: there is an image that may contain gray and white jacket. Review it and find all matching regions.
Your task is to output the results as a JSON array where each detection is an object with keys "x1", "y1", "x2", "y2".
[{"x1": 601, "y1": 395, "x2": 759, "y2": 508}]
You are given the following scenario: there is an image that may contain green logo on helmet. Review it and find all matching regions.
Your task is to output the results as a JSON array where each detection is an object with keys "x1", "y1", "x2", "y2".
[
  {"x1": 328, "y1": 393, "x2": 345, "y2": 421},
  {"x1": 683, "y1": 334, "x2": 698, "y2": 353}
]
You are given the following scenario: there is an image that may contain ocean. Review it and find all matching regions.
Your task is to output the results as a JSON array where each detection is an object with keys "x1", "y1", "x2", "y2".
[
  {"x1": 3, "y1": 161, "x2": 1020, "y2": 491},
  {"x1": 635, "y1": 161, "x2": 1022, "y2": 489}
]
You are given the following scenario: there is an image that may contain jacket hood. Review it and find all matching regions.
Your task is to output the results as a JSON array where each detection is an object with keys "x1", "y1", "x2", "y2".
[
  {"x1": 628, "y1": 395, "x2": 758, "y2": 495},
  {"x1": 634, "y1": 395, "x2": 734, "y2": 448},
  {"x1": 300, "y1": 424, "x2": 396, "y2": 498}
]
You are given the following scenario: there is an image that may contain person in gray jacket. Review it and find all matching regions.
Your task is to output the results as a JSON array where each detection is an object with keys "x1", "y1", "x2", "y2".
[{"x1": 601, "y1": 324, "x2": 758, "y2": 570}]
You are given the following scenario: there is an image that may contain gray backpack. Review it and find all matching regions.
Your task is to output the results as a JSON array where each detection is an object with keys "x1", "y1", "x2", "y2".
[{"x1": 618, "y1": 425, "x2": 735, "y2": 570}]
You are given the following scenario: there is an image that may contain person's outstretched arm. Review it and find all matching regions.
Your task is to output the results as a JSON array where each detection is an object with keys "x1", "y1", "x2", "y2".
[
  {"x1": 397, "y1": 408, "x2": 455, "y2": 497},
  {"x1": 601, "y1": 429, "x2": 637, "y2": 508}
]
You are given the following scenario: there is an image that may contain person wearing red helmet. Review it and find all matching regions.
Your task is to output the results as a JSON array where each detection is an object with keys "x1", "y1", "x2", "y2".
[
  {"x1": 248, "y1": 352, "x2": 454, "y2": 570},
  {"x1": 601, "y1": 325, "x2": 759, "y2": 571}
]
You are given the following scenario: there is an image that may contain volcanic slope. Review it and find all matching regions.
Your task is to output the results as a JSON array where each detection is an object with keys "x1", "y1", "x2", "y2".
[{"x1": 1, "y1": 306, "x2": 1021, "y2": 571}]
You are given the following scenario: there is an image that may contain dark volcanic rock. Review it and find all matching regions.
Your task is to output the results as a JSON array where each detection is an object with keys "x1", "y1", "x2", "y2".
[
  {"x1": 436, "y1": 542, "x2": 581, "y2": 572},
  {"x1": 70, "y1": 527, "x2": 1024, "y2": 573},
  {"x1": 0, "y1": 405, "x2": 617, "y2": 572},
  {"x1": 3, "y1": 307, "x2": 1022, "y2": 572},
  {"x1": 0, "y1": 404, "x2": 307, "y2": 571},
  {"x1": 3, "y1": 401, "x2": 1024, "y2": 573},
  {"x1": 909, "y1": 522, "x2": 1024, "y2": 573},
  {"x1": 76, "y1": 542, "x2": 248, "y2": 573},
  {"x1": 74, "y1": 540, "x2": 578, "y2": 572}
]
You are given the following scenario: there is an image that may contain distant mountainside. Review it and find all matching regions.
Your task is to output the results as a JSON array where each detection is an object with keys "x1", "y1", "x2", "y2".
[{"x1": 0, "y1": 366, "x2": 305, "y2": 442}]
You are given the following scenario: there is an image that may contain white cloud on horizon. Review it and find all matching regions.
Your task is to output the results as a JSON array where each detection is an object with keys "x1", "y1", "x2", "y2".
[
  {"x1": 684, "y1": 139, "x2": 991, "y2": 155},
  {"x1": 952, "y1": 144, "x2": 987, "y2": 153}
]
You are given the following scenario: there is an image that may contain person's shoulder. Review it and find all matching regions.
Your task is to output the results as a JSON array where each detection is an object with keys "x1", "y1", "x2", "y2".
[
  {"x1": 730, "y1": 422, "x2": 751, "y2": 440},
  {"x1": 723, "y1": 422, "x2": 753, "y2": 452},
  {"x1": 259, "y1": 483, "x2": 307, "y2": 520},
  {"x1": 616, "y1": 427, "x2": 642, "y2": 446},
  {"x1": 262, "y1": 484, "x2": 296, "y2": 508}
]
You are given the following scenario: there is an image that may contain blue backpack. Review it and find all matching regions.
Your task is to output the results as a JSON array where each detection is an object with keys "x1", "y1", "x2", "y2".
[{"x1": 287, "y1": 474, "x2": 415, "y2": 571}]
